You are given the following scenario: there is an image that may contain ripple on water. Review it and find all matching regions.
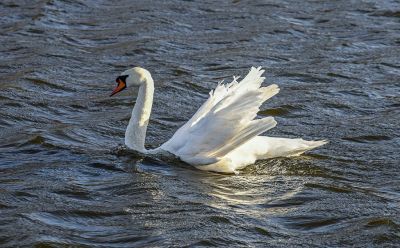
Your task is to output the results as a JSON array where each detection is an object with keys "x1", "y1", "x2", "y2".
[
  {"x1": 25, "y1": 211, "x2": 164, "y2": 247},
  {"x1": 277, "y1": 215, "x2": 346, "y2": 233},
  {"x1": 342, "y1": 135, "x2": 392, "y2": 143},
  {"x1": 258, "y1": 104, "x2": 305, "y2": 118}
]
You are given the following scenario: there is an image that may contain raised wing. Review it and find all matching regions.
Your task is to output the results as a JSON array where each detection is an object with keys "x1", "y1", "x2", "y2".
[{"x1": 160, "y1": 67, "x2": 279, "y2": 165}]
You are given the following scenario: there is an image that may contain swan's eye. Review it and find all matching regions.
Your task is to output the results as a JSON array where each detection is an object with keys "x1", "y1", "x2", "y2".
[{"x1": 116, "y1": 75, "x2": 129, "y2": 83}]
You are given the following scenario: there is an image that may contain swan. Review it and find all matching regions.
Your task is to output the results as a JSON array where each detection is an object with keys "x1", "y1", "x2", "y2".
[{"x1": 110, "y1": 66, "x2": 327, "y2": 173}]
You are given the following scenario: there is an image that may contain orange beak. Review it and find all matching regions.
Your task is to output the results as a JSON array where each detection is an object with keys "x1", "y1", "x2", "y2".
[{"x1": 110, "y1": 79, "x2": 126, "y2": 97}]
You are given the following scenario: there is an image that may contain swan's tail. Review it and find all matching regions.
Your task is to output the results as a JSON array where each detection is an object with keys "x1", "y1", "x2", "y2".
[
  {"x1": 286, "y1": 139, "x2": 328, "y2": 157},
  {"x1": 258, "y1": 137, "x2": 328, "y2": 159}
]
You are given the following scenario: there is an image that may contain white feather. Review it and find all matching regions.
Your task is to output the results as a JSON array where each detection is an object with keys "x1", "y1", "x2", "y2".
[{"x1": 160, "y1": 67, "x2": 280, "y2": 165}]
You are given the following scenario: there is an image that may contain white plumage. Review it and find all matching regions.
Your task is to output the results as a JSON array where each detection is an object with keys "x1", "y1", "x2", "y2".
[{"x1": 111, "y1": 66, "x2": 327, "y2": 173}]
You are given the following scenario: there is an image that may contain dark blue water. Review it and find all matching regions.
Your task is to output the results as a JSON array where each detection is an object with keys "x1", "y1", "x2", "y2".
[{"x1": 1, "y1": 0, "x2": 399, "y2": 247}]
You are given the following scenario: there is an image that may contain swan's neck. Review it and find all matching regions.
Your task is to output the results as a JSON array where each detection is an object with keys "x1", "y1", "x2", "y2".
[{"x1": 125, "y1": 76, "x2": 154, "y2": 152}]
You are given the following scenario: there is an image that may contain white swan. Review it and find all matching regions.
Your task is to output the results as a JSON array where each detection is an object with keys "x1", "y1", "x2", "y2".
[{"x1": 110, "y1": 66, "x2": 327, "y2": 173}]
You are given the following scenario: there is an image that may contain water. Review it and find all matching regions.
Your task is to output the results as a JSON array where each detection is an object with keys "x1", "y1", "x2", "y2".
[{"x1": 1, "y1": 0, "x2": 399, "y2": 247}]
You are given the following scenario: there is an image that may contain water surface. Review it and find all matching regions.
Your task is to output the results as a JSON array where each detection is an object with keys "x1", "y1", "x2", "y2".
[{"x1": 1, "y1": 0, "x2": 399, "y2": 247}]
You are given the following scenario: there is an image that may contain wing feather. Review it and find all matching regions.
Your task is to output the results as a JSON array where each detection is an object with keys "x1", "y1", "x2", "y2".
[{"x1": 161, "y1": 67, "x2": 279, "y2": 165}]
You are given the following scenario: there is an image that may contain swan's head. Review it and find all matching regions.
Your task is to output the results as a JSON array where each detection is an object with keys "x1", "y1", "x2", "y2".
[{"x1": 110, "y1": 67, "x2": 151, "y2": 96}]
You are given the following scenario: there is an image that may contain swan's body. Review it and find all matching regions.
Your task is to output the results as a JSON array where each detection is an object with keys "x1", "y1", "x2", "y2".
[{"x1": 111, "y1": 67, "x2": 327, "y2": 173}]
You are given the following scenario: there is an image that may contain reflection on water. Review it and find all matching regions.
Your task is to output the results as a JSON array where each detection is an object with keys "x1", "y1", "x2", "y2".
[{"x1": 1, "y1": 0, "x2": 399, "y2": 247}]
